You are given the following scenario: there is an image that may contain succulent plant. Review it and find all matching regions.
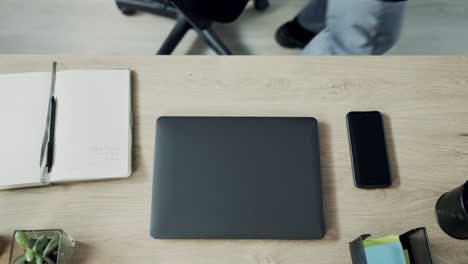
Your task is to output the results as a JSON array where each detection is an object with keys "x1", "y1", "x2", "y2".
[{"x1": 13, "y1": 232, "x2": 60, "y2": 264}]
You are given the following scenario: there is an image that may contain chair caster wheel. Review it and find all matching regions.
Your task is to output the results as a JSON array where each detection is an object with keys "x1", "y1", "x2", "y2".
[
  {"x1": 118, "y1": 6, "x2": 136, "y2": 16},
  {"x1": 254, "y1": 0, "x2": 269, "y2": 11}
]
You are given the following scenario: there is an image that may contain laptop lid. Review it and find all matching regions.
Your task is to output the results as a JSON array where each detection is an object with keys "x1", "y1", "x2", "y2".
[{"x1": 151, "y1": 117, "x2": 325, "y2": 239}]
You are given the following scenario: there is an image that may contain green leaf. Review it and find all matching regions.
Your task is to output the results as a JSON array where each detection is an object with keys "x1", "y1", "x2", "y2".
[
  {"x1": 35, "y1": 256, "x2": 43, "y2": 264},
  {"x1": 28, "y1": 238, "x2": 37, "y2": 248},
  {"x1": 33, "y1": 235, "x2": 48, "y2": 253},
  {"x1": 42, "y1": 235, "x2": 59, "y2": 257},
  {"x1": 15, "y1": 232, "x2": 30, "y2": 250},
  {"x1": 13, "y1": 254, "x2": 26, "y2": 264},
  {"x1": 25, "y1": 248, "x2": 35, "y2": 262},
  {"x1": 43, "y1": 255, "x2": 56, "y2": 264}
]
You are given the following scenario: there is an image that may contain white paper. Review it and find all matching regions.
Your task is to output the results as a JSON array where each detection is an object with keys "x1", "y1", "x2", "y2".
[
  {"x1": 50, "y1": 69, "x2": 132, "y2": 182},
  {"x1": 0, "y1": 72, "x2": 51, "y2": 189}
]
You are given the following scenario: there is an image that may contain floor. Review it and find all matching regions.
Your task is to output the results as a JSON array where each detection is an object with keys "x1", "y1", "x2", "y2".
[{"x1": 0, "y1": 0, "x2": 467, "y2": 55}]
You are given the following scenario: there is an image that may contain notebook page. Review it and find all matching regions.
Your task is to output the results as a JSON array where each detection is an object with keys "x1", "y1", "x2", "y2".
[
  {"x1": 0, "y1": 72, "x2": 51, "y2": 189},
  {"x1": 50, "y1": 69, "x2": 132, "y2": 182}
]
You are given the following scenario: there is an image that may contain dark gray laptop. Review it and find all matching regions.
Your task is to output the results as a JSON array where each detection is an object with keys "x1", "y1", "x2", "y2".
[{"x1": 151, "y1": 117, "x2": 325, "y2": 239}]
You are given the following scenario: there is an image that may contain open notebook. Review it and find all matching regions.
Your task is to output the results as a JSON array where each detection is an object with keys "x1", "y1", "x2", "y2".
[{"x1": 0, "y1": 67, "x2": 132, "y2": 190}]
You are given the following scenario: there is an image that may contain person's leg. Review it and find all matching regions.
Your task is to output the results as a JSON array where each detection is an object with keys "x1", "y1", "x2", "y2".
[
  {"x1": 296, "y1": 0, "x2": 327, "y2": 33},
  {"x1": 301, "y1": 0, "x2": 407, "y2": 55},
  {"x1": 275, "y1": 0, "x2": 327, "y2": 49}
]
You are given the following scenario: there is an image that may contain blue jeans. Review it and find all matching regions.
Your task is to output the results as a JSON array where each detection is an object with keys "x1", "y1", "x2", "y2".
[{"x1": 298, "y1": 0, "x2": 407, "y2": 55}]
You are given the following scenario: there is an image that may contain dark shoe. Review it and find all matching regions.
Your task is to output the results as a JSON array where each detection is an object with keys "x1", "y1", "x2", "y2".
[{"x1": 275, "y1": 17, "x2": 316, "y2": 49}]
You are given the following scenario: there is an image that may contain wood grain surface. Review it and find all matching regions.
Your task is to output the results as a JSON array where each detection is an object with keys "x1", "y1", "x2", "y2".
[{"x1": 0, "y1": 55, "x2": 467, "y2": 263}]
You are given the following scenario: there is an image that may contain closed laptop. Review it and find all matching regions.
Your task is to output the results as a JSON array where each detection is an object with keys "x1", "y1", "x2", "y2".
[{"x1": 151, "y1": 117, "x2": 325, "y2": 239}]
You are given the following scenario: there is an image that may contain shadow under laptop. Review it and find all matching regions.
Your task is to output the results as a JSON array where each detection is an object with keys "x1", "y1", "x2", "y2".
[{"x1": 318, "y1": 121, "x2": 340, "y2": 241}]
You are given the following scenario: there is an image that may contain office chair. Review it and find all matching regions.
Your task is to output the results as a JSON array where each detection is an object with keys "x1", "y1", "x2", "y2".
[{"x1": 115, "y1": 0, "x2": 269, "y2": 55}]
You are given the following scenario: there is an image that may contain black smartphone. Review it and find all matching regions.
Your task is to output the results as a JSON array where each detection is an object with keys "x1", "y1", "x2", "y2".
[{"x1": 346, "y1": 111, "x2": 392, "y2": 188}]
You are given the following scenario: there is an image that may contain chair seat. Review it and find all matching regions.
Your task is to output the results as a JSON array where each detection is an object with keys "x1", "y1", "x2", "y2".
[{"x1": 172, "y1": 0, "x2": 250, "y2": 23}]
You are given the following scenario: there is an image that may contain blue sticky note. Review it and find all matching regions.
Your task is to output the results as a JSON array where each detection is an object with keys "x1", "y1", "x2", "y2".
[{"x1": 364, "y1": 241, "x2": 407, "y2": 264}]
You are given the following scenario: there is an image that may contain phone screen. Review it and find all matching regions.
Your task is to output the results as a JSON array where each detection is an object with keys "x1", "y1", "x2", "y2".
[{"x1": 347, "y1": 111, "x2": 392, "y2": 188}]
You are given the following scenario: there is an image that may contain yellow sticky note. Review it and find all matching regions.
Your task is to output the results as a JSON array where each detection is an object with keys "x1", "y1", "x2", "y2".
[{"x1": 363, "y1": 235, "x2": 400, "y2": 248}]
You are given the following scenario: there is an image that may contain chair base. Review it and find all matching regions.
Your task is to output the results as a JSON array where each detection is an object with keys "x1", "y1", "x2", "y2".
[
  {"x1": 115, "y1": 0, "x2": 268, "y2": 55},
  {"x1": 156, "y1": 16, "x2": 232, "y2": 55}
]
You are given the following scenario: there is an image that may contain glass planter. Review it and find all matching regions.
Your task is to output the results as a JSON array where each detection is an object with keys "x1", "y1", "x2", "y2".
[{"x1": 9, "y1": 229, "x2": 75, "y2": 264}]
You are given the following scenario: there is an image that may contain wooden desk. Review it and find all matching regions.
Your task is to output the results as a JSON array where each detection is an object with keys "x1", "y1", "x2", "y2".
[{"x1": 1, "y1": 55, "x2": 467, "y2": 264}]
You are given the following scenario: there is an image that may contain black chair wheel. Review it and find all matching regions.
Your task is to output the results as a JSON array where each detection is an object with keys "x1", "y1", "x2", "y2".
[
  {"x1": 254, "y1": 0, "x2": 269, "y2": 11},
  {"x1": 118, "y1": 6, "x2": 137, "y2": 16}
]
